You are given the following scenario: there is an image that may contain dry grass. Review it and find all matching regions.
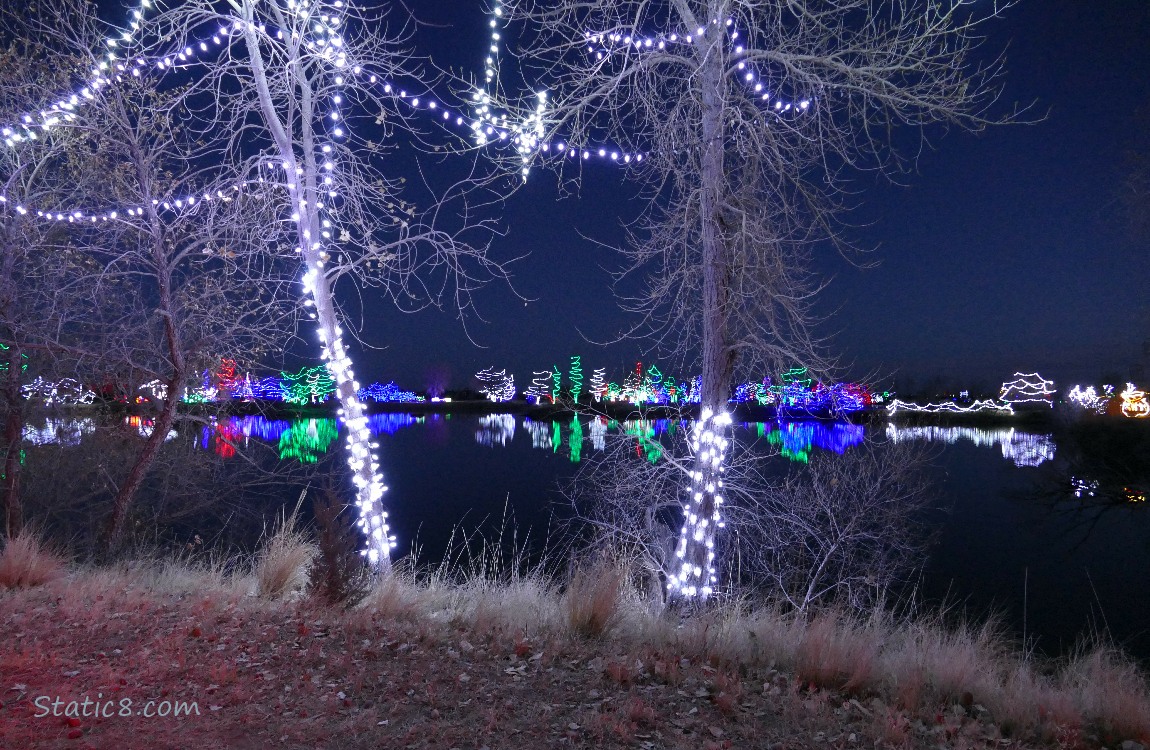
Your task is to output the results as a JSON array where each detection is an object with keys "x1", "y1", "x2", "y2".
[
  {"x1": 3, "y1": 551, "x2": 1150, "y2": 748},
  {"x1": 252, "y1": 508, "x2": 316, "y2": 599},
  {"x1": 562, "y1": 560, "x2": 627, "y2": 638},
  {"x1": 0, "y1": 529, "x2": 66, "y2": 589},
  {"x1": 1062, "y1": 647, "x2": 1150, "y2": 741}
]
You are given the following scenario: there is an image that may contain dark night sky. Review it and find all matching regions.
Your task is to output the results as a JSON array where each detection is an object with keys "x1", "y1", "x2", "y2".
[{"x1": 97, "y1": 0, "x2": 1150, "y2": 393}]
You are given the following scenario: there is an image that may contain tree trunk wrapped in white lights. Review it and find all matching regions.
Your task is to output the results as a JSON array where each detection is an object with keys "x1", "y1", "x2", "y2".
[
  {"x1": 98, "y1": 0, "x2": 511, "y2": 567},
  {"x1": 499, "y1": 0, "x2": 1018, "y2": 600}
]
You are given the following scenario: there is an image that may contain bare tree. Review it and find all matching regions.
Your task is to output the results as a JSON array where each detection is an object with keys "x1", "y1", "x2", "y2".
[
  {"x1": 0, "y1": 9, "x2": 108, "y2": 536},
  {"x1": 727, "y1": 439, "x2": 934, "y2": 612},
  {"x1": 61, "y1": 77, "x2": 298, "y2": 546},
  {"x1": 91, "y1": 0, "x2": 515, "y2": 568},
  {"x1": 504, "y1": 0, "x2": 1018, "y2": 597}
]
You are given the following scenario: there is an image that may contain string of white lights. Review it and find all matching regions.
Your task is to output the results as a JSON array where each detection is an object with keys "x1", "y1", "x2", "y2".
[
  {"x1": 1, "y1": 0, "x2": 241, "y2": 150},
  {"x1": 584, "y1": 18, "x2": 814, "y2": 116},
  {"x1": 667, "y1": 407, "x2": 730, "y2": 599},
  {"x1": 999, "y1": 372, "x2": 1055, "y2": 407},
  {"x1": 886, "y1": 398, "x2": 1014, "y2": 416},
  {"x1": 0, "y1": 183, "x2": 249, "y2": 224}
]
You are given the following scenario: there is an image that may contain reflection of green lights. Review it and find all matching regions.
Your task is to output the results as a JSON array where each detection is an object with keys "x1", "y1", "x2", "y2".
[
  {"x1": 569, "y1": 416, "x2": 583, "y2": 463},
  {"x1": 552, "y1": 420, "x2": 561, "y2": 454},
  {"x1": 765, "y1": 423, "x2": 813, "y2": 464},
  {"x1": 624, "y1": 421, "x2": 663, "y2": 464},
  {"x1": 278, "y1": 418, "x2": 338, "y2": 464}
]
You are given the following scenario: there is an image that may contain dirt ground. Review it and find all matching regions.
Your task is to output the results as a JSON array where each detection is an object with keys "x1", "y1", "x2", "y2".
[{"x1": 0, "y1": 580, "x2": 1063, "y2": 750}]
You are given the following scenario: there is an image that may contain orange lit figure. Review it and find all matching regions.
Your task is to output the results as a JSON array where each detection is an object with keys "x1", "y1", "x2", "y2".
[{"x1": 1121, "y1": 384, "x2": 1149, "y2": 419}]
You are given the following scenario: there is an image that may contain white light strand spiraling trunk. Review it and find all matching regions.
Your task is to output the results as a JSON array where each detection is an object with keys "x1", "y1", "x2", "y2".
[
  {"x1": 240, "y1": 3, "x2": 393, "y2": 569},
  {"x1": 668, "y1": 15, "x2": 733, "y2": 601}
]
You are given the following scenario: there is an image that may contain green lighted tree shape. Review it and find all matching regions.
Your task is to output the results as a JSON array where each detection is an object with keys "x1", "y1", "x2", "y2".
[
  {"x1": 569, "y1": 355, "x2": 583, "y2": 403},
  {"x1": 281, "y1": 365, "x2": 336, "y2": 405},
  {"x1": 551, "y1": 365, "x2": 561, "y2": 404}
]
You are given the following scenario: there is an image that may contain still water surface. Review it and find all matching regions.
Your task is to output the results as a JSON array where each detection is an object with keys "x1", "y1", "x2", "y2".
[{"x1": 27, "y1": 411, "x2": 1150, "y2": 660}]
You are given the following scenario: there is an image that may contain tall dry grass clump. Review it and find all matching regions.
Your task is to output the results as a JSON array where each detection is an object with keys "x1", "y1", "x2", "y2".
[
  {"x1": 563, "y1": 560, "x2": 627, "y2": 638},
  {"x1": 1062, "y1": 647, "x2": 1150, "y2": 742},
  {"x1": 0, "y1": 529, "x2": 66, "y2": 589},
  {"x1": 253, "y1": 501, "x2": 316, "y2": 600}
]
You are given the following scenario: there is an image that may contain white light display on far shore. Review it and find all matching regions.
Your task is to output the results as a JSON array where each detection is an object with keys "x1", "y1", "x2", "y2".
[
  {"x1": 886, "y1": 398, "x2": 1013, "y2": 416},
  {"x1": 475, "y1": 367, "x2": 516, "y2": 402},
  {"x1": 1000, "y1": 372, "x2": 1055, "y2": 407},
  {"x1": 20, "y1": 377, "x2": 96, "y2": 407},
  {"x1": 1121, "y1": 383, "x2": 1149, "y2": 418},
  {"x1": 1067, "y1": 384, "x2": 1113, "y2": 414}
]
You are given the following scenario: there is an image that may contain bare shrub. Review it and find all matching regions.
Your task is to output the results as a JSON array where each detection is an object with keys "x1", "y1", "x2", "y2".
[
  {"x1": 563, "y1": 560, "x2": 627, "y2": 638},
  {"x1": 253, "y1": 499, "x2": 315, "y2": 600},
  {"x1": 307, "y1": 489, "x2": 372, "y2": 608},
  {"x1": 0, "y1": 529, "x2": 66, "y2": 589},
  {"x1": 730, "y1": 439, "x2": 935, "y2": 613}
]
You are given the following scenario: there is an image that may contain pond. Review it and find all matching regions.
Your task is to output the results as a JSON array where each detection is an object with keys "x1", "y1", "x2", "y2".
[{"x1": 20, "y1": 411, "x2": 1150, "y2": 662}]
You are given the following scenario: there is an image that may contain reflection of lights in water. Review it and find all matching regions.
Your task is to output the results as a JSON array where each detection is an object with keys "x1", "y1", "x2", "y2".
[
  {"x1": 1002, "y1": 433, "x2": 1056, "y2": 467},
  {"x1": 367, "y1": 413, "x2": 424, "y2": 435},
  {"x1": 523, "y1": 418, "x2": 553, "y2": 449},
  {"x1": 278, "y1": 419, "x2": 339, "y2": 464},
  {"x1": 569, "y1": 416, "x2": 583, "y2": 462},
  {"x1": 760, "y1": 420, "x2": 866, "y2": 463},
  {"x1": 124, "y1": 416, "x2": 178, "y2": 441},
  {"x1": 476, "y1": 414, "x2": 516, "y2": 446},
  {"x1": 1071, "y1": 477, "x2": 1099, "y2": 498},
  {"x1": 22, "y1": 418, "x2": 96, "y2": 446},
  {"x1": 885, "y1": 424, "x2": 1056, "y2": 467},
  {"x1": 589, "y1": 416, "x2": 607, "y2": 451}
]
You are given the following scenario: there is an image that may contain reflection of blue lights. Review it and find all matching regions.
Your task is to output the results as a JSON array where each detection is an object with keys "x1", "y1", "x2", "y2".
[
  {"x1": 758, "y1": 420, "x2": 866, "y2": 462},
  {"x1": 367, "y1": 413, "x2": 424, "y2": 435}
]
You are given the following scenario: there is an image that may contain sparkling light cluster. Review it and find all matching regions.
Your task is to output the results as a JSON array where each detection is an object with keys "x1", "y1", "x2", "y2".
[{"x1": 1066, "y1": 384, "x2": 1114, "y2": 414}]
